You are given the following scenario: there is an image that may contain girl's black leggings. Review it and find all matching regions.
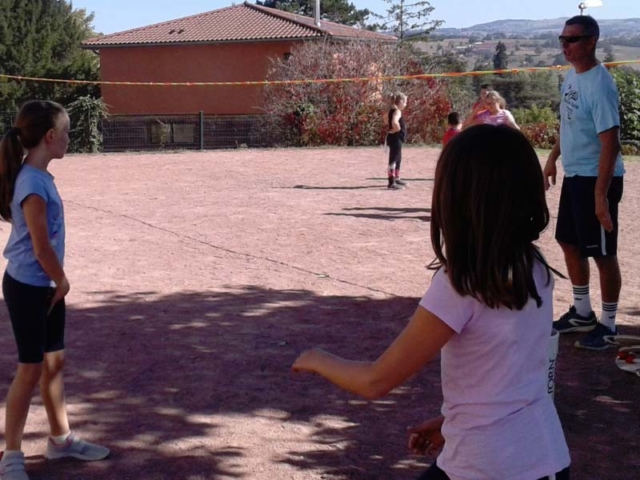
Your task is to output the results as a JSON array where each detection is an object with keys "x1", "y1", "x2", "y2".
[{"x1": 387, "y1": 137, "x2": 402, "y2": 173}]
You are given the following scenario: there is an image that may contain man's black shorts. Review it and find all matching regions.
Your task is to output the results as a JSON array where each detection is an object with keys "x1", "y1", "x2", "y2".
[
  {"x1": 555, "y1": 176, "x2": 623, "y2": 258},
  {"x1": 2, "y1": 272, "x2": 66, "y2": 363}
]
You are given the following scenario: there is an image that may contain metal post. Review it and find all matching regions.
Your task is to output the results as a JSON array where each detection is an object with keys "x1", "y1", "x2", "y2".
[
  {"x1": 315, "y1": 0, "x2": 321, "y2": 27},
  {"x1": 199, "y1": 110, "x2": 204, "y2": 150}
]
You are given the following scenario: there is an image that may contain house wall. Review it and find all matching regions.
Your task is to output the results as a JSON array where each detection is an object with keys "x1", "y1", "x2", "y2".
[{"x1": 98, "y1": 41, "x2": 299, "y2": 115}]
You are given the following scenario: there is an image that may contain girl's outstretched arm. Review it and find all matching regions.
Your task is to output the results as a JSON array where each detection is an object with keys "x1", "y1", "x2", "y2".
[{"x1": 292, "y1": 306, "x2": 454, "y2": 400}]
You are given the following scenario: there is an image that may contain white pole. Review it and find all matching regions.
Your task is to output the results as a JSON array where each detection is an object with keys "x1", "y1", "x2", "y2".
[{"x1": 578, "y1": 0, "x2": 604, "y2": 15}]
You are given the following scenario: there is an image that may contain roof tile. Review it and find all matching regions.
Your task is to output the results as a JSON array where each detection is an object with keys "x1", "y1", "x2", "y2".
[{"x1": 83, "y1": 2, "x2": 396, "y2": 47}]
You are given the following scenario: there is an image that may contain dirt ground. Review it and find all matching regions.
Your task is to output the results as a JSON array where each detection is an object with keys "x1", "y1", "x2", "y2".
[{"x1": 0, "y1": 146, "x2": 637, "y2": 480}]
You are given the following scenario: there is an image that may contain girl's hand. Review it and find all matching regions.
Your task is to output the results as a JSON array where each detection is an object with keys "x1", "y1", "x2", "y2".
[
  {"x1": 472, "y1": 102, "x2": 485, "y2": 114},
  {"x1": 292, "y1": 348, "x2": 327, "y2": 374},
  {"x1": 408, "y1": 416, "x2": 445, "y2": 456},
  {"x1": 48, "y1": 276, "x2": 70, "y2": 315}
]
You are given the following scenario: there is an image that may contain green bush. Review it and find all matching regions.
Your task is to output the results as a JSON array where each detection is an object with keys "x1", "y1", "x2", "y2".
[
  {"x1": 622, "y1": 142, "x2": 640, "y2": 157},
  {"x1": 512, "y1": 104, "x2": 558, "y2": 126},
  {"x1": 68, "y1": 96, "x2": 108, "y2": 153},
  {"x1": 611, "y1": 68, "x2": 640, "y2": 144},
  {"x1": 511, "y1": 105, "x2": 559, "y2": 149}
]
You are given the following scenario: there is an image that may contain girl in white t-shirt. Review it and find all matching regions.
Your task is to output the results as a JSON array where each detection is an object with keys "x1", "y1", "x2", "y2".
[
  {"x1": 475, "y1": 91, "x2": 520, "y2": 130},
  {"x1": 293, "y1": 125, "x2": 570, "y2": 480}
]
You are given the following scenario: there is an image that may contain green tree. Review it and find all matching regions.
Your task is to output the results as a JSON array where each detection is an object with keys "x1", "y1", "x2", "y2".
[
  {"x1": 611, "y1": 68, "x2": 640, "y2": 145},
  {"x1": 470, "y1": 70, "x2": 560, "y2": 111},
  {"x1": 602, "y1": 41, "x2": 614, "y2": 55},
  {"x1": 0, "y1": 0, "x2": 100, "y2": 112},
  {"x1": 551, "y1": 53, "x2": 568, "y2": 66},
  {"x1": 256, "y1": 0, "x2": 372, "y2": 27},
  {"x1": 378, "y1": 0, "x2": 443, "y2": 42},
  {"x1": 493, "y1": 41, "x2": 508, "y2": 70},
  {"x1": 431, "y1": 53, "x2": 474, "y2": 115}
]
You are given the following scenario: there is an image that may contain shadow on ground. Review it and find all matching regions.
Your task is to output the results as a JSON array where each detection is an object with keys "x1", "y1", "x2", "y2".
[
  {"x1": 0, "y1": 288, "x2": 638, "y2": 479},
  {"x1": 555, "y1": 322, "x2": 640, "y2": 479},
  {"x1": 327, "y1": 207, "x2": 431, "y2": 222},
  {"x1": 365, "y1": 178, "x2": 434, "y2": 183},
  {"x1": 292, "y1": 185, "x2": 382, "y2": 191},
  {"x1": 0, "y1": 288, "x2": 436, "y2": 480}
]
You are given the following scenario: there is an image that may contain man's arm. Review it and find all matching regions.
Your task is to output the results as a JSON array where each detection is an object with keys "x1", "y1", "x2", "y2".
[
  {"x1": 548, "y1": 140, "x2": 561, "y2": 163},
  {"x1": 594, "y1": 126, "x2": 621, "y2": 231},
  {"x1": 543, "y1": 136, "x2": 561, "y2": 190}
]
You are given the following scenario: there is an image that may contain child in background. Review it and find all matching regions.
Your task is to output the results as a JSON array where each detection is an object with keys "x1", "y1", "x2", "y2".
[
  {"x1": 383, "y1": 92, "x2": 408, "y2": 190},
  {"x1": 442, "y1": 112, "x2": 461, "y2": 147},
  {"x1": 476, "y1": 91, "x2": 520, "y2": 130},
  {"x1": 0, "y1": 101, "x2": 109, "y2": 480},
  {"x1": 293, "y1": 125, "x2": 571, "y2": 480},
  {"x1": 462, "y1": 83, "x2": 492, "y2": 128}
]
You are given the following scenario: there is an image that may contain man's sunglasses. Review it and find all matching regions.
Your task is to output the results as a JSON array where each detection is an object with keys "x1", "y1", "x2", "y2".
[{"x1": 558, "y1": 35, "x2": 592, "y2": 44}]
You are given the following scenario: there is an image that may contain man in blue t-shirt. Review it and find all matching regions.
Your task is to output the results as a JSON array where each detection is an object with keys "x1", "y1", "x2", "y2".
[{"x1": 543, "y1": 15, "x2": 624, "y2": 350}]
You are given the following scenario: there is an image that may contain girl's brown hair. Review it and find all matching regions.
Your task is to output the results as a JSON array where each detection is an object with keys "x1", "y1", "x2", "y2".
[
  {"x1": 391, "y1": 92, "x2": 407, "y2": 106},
  {"x1": 430, "y1": 124, "x2": 554, "y2": 310},
  {"x1": 0, "y1": 101, "x2": 66, "y2": 221}
]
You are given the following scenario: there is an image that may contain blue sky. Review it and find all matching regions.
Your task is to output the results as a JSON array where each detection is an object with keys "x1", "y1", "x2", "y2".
[{"x1": 72, "y1": 0, "x2": 640, "y2": 34}]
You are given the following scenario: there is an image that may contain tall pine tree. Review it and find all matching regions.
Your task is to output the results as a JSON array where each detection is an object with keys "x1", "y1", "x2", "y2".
[
  {"x1": 493, "y1": 41, "x2": 509, "y2": 70},
  {"x1": 257, "y1": 0, "x2": 372, "y2": 27},
  {"x1": 0, "y1": 0, "x2": 100, "y2": 112},
  {"x1": 379, "y1": 0, "x2": 442, "y2": 41}
]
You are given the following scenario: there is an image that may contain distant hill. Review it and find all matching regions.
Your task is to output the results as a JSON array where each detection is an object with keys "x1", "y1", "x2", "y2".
[{"x1": 435, "y1": 18, "x2": 640, "y2": 38}]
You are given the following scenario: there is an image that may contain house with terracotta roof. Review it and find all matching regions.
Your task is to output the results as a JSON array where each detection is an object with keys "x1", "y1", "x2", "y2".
[
  {"x1": 83, "y1": 2, "x2": 394, "y2": 150},
  {"x1": 83, "y1": 2, "x2": 394, "y2": 115}
]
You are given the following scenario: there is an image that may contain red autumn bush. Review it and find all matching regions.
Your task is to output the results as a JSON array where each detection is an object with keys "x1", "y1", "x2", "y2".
[
  {"x1": 262, "y1": 39, "x2": 451, "y2": 147},
  {"x1": 520, "y1": 122, "x2": 559, "y2": 150}
]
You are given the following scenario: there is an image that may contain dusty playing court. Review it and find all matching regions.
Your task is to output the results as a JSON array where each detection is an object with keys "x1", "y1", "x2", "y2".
[{"x1": 0, "y1": 146, "x2": 638, "y2": 479}]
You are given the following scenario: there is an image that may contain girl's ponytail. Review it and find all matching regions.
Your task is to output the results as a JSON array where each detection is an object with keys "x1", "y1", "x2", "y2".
[
  {"x1": 0, "y1": 100, "x2": 66, "y2": 222},
  {"x1": 0, "y1": 128, "x2": 25, "y2": 222}
]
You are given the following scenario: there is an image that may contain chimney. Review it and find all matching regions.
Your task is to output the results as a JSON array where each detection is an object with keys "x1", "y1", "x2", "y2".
[{"x1": 315, "y1": 0, "x2": 321, "y2": 27}]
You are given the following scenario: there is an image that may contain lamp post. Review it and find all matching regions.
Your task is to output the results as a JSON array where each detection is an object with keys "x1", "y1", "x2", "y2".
[{"x1": 578, "y1": 0, "x2": 603, "y2": 15}]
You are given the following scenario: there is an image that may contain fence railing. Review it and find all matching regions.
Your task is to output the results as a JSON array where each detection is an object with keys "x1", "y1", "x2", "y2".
[
  {"x1": 100, "y1": 113, "x2": 274, "y2": 152},
  {"x1": 0, "y1": 112, "x2": 281, "y2": 153}
]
